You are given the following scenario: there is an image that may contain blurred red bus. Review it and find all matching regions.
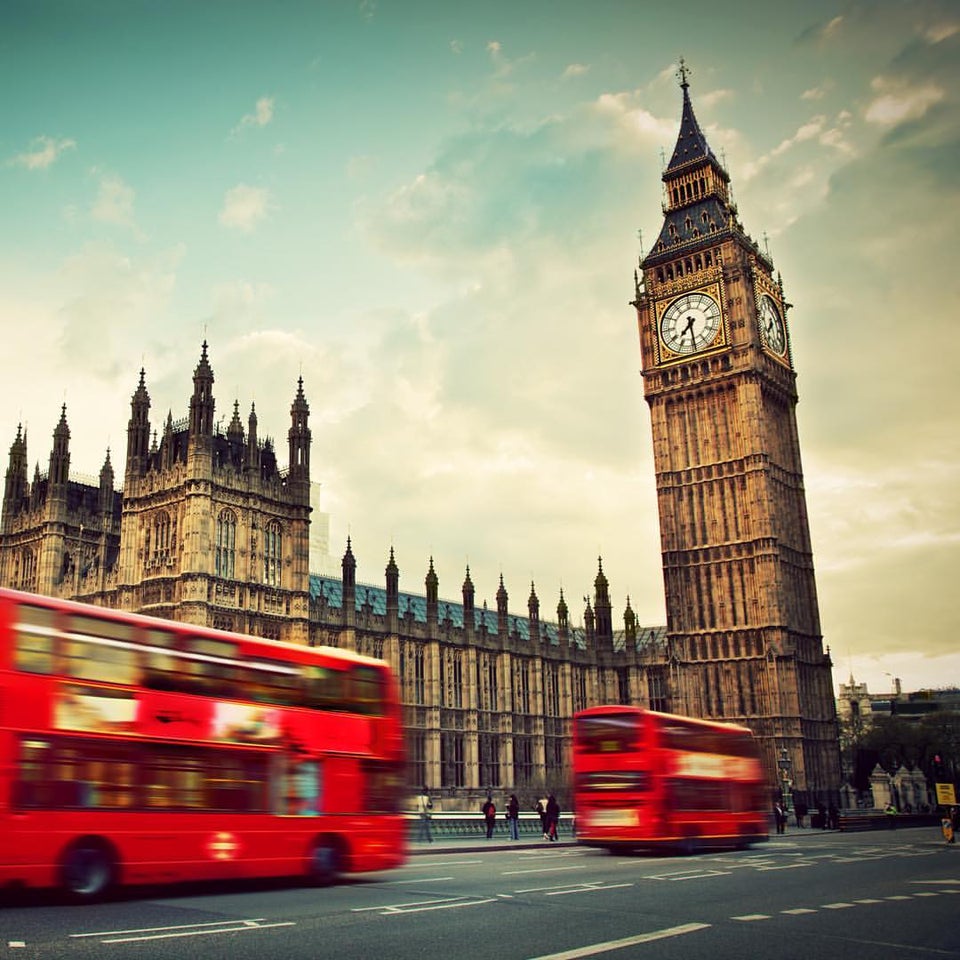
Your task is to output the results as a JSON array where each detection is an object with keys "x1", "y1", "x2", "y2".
[
  {"x1": 573, "y1": 705, "x2": 769, "y2": 854},
  {"x1": 0, "y1": 587, "x2": 406, "y2": 899}
]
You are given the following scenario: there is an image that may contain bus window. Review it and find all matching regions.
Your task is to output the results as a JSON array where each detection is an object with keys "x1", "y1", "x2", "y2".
[
  {"x1": 185, "y1": 638, "x2": 242, "y2": 691},
  {"x1": 575, "y1": 712, "x2": 639, "y2": 753},
  {"x1": 13, "y1": 604, "x2": 58, "y2": 674},
  {"x1": 247, "y1": 660, "x2": 302, "y2": 706},
  {"x1": 63, "y1": 615, "x2": 138, "y2": 685},
  {"x1": 363, "y1": 760, "x2": 406, "y2": 813},
  {"x1": 351, "y1": 666, "x2": 385, "y2": 716},
  {"x1": 304, "y1": 665, "x2": 347, "y2": 710}
]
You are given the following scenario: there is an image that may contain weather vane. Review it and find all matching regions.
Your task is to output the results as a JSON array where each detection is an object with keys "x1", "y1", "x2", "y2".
[{"x1": 677, "y1": 57, "x2": 690, "y2": 89}]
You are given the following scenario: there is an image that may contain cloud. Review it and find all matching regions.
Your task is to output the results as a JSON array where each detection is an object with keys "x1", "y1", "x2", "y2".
[
  {"x1": 9, "y1": 135, "x2": 76, "y2": 170},
  {"x1": 562, "y1": 63, "x2": 589, "y2": 79},
  {"x1": 232, "y1": 96, "x2": 275, "y2": 135},
  {"x1": 924, "y1": 21, "x2": 959, "y2": 43},
  {"x1": 91, "y1": 172, "x2": 137, "y2": 230},
  {"x1": 801, "y1": 81, "x2": 832, "y2": 101},
  {"x1": 450, "y1": 39, "x2": 463, "y2": 55},
  {"x1": 864, "y1": 75, "x2": 944, "y2": 126},
  {"x1": 219, "y1": 184, "x2": 273, "y2": 232}
]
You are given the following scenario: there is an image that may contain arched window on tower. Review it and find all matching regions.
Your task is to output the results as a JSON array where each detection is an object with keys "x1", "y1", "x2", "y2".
[
  {"x1": 216, "y1": 509, "x2": 237, "y2": 579},
  {"x1": 263, "y1": 520, "x2": 282, "y2": 587}
]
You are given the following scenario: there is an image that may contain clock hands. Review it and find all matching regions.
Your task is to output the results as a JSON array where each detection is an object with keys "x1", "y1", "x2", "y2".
[{"x1": 681, "y1": 314, "x2": 696, "y2": 348}]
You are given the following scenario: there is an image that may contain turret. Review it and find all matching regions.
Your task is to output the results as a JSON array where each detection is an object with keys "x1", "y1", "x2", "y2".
[
  {"x1": 593, "y1": 556, "x2": 613, "y2": 649},
  {"x1": 3, "y1": 424, "x2": 29, "y2": 523},
  {"x1": 246, "y1": 403, "x2": 260, "y2": 474},
  {"x1": 287, "y1": 377, "x2": 310, "y2": 487},
  {"x1": 528, "y1": 581, "x2": 541, "y2": 643},
  {"x1": 425, "y1": 557, "x2": 439, "y2": 629},
  {"x1": 496, "y1": 574, "x2": 508, "y2": 639},
  {"x1": 188, "y1": 340, "x2": 215, "y2": 439},
  {"x1": 341, "y1": 537, "x2": 356, "y2": 628},
  {"x1": 98, "y1": 448, "x2": 114, "y2": 516},
  {"x1": 385, "y1": 547, "x2": 399, "y2": 631},
  {"x1": 126, "y1": 368, "x2": 151, "y2": 475},
  {"x1": 623, "y1": 595, "x2": 637, "y2": 649},
  {"x1": 462, "y1": 565, "x2": 475, "y2": 636},
  {"x1": 48, "y1": 405, "x2": 70, "y2": 489}
]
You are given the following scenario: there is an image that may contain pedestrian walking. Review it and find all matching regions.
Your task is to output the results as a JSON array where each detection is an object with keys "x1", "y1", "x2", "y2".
[
  {"x1": 482, "y1": 794, "x2": 497, "y2": 839},
  {"x1": 536, "y1": 796, "x2": 549, "y2": 839},
  {"x1": 416, "y1": 787, "x2": 433, "y2": 842},
  {"x1": 546, "y1": 794, "x2": 561, "y2": 841},
  {"x1": 774, "y1": 802, "x2": 786, "y2": 834},
  {"x1": 507, "y1": 794, "x2": 520, "y2": 841}
]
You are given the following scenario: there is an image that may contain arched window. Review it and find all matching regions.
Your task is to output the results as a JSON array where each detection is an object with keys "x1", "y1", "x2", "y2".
[
  {"x1": 216, "y1": 510, "x2": 237, "y2": 579},
  {"x1": 263, "y1": 520, "x2": 282, "y2": 587},
  {"x1": 152, "y1": 511, "x2": 171, "y2": 564}
]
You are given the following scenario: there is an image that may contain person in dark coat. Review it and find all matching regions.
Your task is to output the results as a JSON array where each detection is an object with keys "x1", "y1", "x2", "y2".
[
  {"x1": 546, "y1": 795, "x2": 561, "y2": 841},
  {"x1": 507, "y1": 794, "x2": 520, "y2": 840},
  {"x1": 482, "y1": 794, "x2": 497, "y2": 838}
]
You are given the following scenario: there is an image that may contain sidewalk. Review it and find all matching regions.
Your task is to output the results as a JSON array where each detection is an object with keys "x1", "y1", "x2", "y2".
[
  {"x1": 408, "y1": 831, "x2": 576, "y2": 855},
  {"x1": 405, "y1": 822, "x2": 851, "y2": 856}
]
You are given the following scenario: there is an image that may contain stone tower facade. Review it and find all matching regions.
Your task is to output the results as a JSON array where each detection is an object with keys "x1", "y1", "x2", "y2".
[
  {"x1": 631, "y1": 65, "x2": 840, "y2": 796},
  {"x1": 0, "y1": 342, "x2": 312, "y2": 645}
]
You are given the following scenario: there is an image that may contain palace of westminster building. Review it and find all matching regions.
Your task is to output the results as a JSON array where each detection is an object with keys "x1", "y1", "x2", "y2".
[{"x1": 0, "y1": 72, "x2": 841, "y2": 807}]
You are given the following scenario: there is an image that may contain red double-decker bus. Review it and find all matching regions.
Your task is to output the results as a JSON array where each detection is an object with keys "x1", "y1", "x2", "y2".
[
  {"x1": 573, "y1": 705, "x2": 768, "y2": 854},
  {"x1": 0, "y1": 587, "x2": 407, "y2": 899}
]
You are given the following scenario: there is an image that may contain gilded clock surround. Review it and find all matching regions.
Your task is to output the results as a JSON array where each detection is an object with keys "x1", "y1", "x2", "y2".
[{"x1": 655, "y1": 280, "x2": 728, "y2": 363}]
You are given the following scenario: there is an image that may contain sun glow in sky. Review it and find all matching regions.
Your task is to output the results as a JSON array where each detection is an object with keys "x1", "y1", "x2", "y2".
[{"x1": 1, "y1": 0, "x2": 958, "y2": 696}]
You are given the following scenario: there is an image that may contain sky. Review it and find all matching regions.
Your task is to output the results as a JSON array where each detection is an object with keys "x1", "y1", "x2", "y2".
[{"x1": 1, "y1": 0, "x2": 957, "y2": 697}]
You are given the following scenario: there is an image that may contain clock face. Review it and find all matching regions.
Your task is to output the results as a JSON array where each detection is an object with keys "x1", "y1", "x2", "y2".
[
  {"x1": 659, "y1": 292, "x2": 722, "y2": 355},
  {"x1": 758, "y1": 294, "x2": 787, "y2": 356}
]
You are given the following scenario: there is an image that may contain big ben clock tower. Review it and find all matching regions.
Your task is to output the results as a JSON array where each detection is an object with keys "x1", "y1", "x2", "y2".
[{"x1": 634, "y1": 63, "x2": 840, "y2": 802}]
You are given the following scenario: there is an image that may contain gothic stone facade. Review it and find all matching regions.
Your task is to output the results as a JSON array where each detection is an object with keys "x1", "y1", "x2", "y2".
[{"x1": 0, "y1": 76, "x2": 842, "y2": 808}]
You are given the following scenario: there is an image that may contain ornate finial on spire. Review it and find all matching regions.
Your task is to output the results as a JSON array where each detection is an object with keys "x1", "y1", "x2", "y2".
[{"x1": 677, "y1": 57, "x2": 690, "y2": 90}]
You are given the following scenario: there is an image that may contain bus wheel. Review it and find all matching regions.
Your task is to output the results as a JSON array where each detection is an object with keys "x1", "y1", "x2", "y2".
[
  {"x1": 678, "y1": 833, "x2": 698, "y2": 856},
  {"x1": 61, "y1": 839, "x2": 115, "y2": 901},
  {"x1": 307, "y1": 837, "x2": 341, "y2": 887}
]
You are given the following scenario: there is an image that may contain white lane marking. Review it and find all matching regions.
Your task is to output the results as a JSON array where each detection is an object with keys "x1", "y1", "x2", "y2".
[
  {"x1": 352, "y1": 896, "x2": 467, "y2": 912},
  {"x1": 378, "y1": 898, "x2": 497, "y2": 915},
  {"x1": 782, "y1": 908, "x2": 817, "y2": 915},
  {"x1": 525, "y1": 922, "x2": 711, "y2": 960},
  {"x1": 822, "y1": 902, "x2": 854, "y2": 910},
  {"x1": 503, "y1": 865, "x2": 588, "y2": 876},
  {"x1": 914, "y1": 892, "x2": 939, "y2": 897},
  {"x1": 101, "y1": 922, "x2": 295, "y2": 944},
  {"x1": 383, "y1": 876, "x2": 455, "y2": 884},
  {"x1": 912, "y1": 879, "x2": 960, "y2": 885},
  {"x1": 732, "y1": 914, "x2": 770, "y2": 921},
  {"x1": 545, "y1": 883, "x2": 634, "y2": 896},
  {"x1": 8, "y1": 943, "x2": 26, "y2": 949},
  {"x1": 757, "y1": 862, "x2": 813, "y2": 871},
  {"x1": 70, "y1": 919, "x2": 270, "y2": 938},
  {"x1": 885, "y1": 895, "x2": 912, "y2": 901},
  {"x1": 405, "y1": 859, "x2": 483, "y2": 868},
  {"x1": 352, "y1": 895, "x2": 496, "y2": 915},
  {"x1": 646, "y1": 868, "x2": 727, "y2": 880},
  {"x1": 853, "y1": 898, "x2": 884, "y2": 904}
]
